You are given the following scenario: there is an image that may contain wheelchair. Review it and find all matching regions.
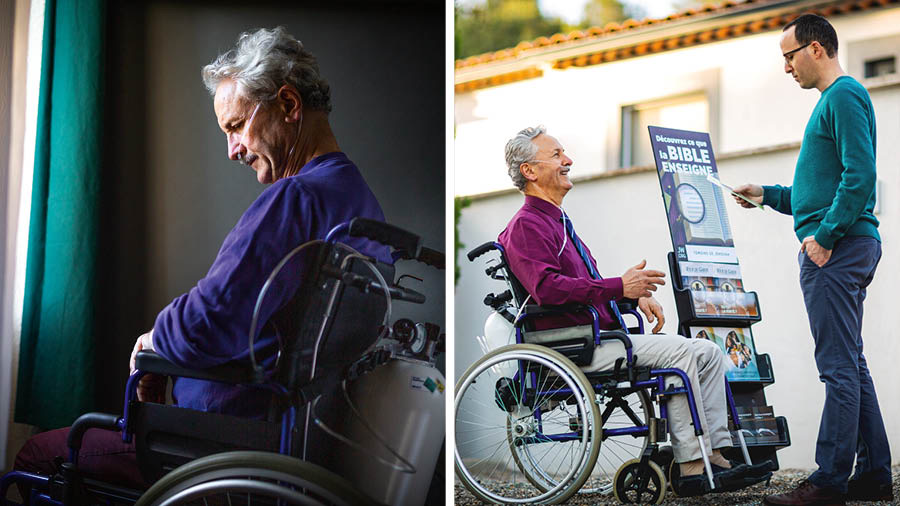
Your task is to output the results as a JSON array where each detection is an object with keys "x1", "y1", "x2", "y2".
[
  {"x1": 454, "y1": 241, "x2": 765, "y2": 505},
  {"x1": 1, "y1": 218, "x2": 445, "y2": 506}
]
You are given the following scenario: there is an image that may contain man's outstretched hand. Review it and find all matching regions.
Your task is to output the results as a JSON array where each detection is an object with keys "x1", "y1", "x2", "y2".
[
  {"x1": 638, "y1": 296, "x2": 665, "y2": 333},
  {"x1": 621, "y1": 260, "x2": 665, "y2": 299},
  {"x1": 732, "y1": 184, "x2": 763, "y2": 208}
]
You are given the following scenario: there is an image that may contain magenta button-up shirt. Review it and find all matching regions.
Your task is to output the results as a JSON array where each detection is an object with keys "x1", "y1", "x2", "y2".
[{"x1": 498, "y1": 195, "x2": 624, "y2": 330}]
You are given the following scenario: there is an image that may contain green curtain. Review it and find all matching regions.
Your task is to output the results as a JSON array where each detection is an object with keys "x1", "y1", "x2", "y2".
[{"x1": 16, "y1": 0, "x2": 106, "y2": 429}]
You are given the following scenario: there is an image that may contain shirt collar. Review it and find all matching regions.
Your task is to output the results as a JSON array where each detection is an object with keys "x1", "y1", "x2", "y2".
[{"x1": 524, "y1": 195, "x2": 563, "y2": 221}]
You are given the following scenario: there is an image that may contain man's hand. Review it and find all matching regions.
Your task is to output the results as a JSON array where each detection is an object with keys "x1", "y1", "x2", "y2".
[
  {"x1": 129, "y1": 330, "x2": 166, "y2": 403},
  {"x1": 136, "y1": 374, "x2": 167, "y2": 404},
  {"x1": 732, "y1": 184, "x2": 763, "y2": 208},
  {"x1": 129, "y1": 331, "x2": 154, "y2": 375},
  {"x1": 801, "y1": 236, "x2": 832, "y2": 267},
  {"x1": 621, "y1": 260, "x2": 666, "y2": 299},
  {"x1": 638, "y1": 296, "x2": 665, "y2": 334}
]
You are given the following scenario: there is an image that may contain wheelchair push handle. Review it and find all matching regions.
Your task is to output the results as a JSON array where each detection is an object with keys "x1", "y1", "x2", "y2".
[
  {"x1": 467, "y1": 241, "x2": 498, "y2": 261},
  {"x1": 349, "y1": 218, "x2": 421, "y2": 259},
  {"x1": 416, "y1": 246, "x2": 445, "y2": 269}
]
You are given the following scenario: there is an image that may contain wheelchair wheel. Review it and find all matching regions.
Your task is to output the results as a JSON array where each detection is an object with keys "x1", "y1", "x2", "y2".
[
  {"x1": 612, "y1": 459, "x2": 665, "y2": 505},
  {"x1": 667, "y1": 452, "x2": 681, "y2": 497},
  {"x1": 581, "y1": 389, "x2": 654, "y2": 495},
  {"x1": 135, "y1": 451, "x2": 375, "y2": 506},
  {"x1": 455, "y1": 344, "x2": 601, "y2": 504},
  {"x1": 512, "y1": 387, "x2": 654, "y2": 497}
]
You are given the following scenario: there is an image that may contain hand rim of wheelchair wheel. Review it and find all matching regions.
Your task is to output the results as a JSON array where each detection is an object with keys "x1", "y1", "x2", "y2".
[
  {"x1": 156, "y1": 478, "x2": 322, "y2": 506},
  {"x1": 454, "y1": 344, "x2": 602, "y2": 505},
  {"x1": 612, "y1": 458, "x2": 666, "y2": 505},
  {"x1": 135, "y1": 450, "x2": 375, "y2": 506}
]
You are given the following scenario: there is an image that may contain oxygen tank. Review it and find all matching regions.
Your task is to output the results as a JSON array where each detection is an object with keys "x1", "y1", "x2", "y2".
[
  {"x1": 478, "y1": 310, "x2": 515, "y2": 353},
  {"x1": 333, "y1": 357, "x2": 445, "y2": 506}
]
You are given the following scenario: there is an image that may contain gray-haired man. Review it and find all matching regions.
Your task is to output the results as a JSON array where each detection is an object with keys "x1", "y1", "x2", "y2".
[{"x1": 16, "y1": 26, "x2": 389, "y2": 488}]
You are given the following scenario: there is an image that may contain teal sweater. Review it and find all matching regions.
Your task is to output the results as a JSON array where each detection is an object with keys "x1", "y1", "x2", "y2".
[{"x1": 762, "y1": 76, "x2": 879, "y2": 249}]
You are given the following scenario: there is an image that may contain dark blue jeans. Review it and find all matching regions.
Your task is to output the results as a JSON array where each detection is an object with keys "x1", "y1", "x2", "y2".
[{"x1": 799, "y1": 236, "x2": 891, "y2": 492}]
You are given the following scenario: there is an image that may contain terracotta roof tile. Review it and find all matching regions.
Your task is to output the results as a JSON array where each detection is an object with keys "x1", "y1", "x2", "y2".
[{"x1": 455, "y1": 0, "x2": 900, "y2": 88}]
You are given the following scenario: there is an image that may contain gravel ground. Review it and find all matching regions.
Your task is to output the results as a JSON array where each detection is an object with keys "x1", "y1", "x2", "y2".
[{"x1": 455, "y1": 465, "x2": 900, "y2": 505}]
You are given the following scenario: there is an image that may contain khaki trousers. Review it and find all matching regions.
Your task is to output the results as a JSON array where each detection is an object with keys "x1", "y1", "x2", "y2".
[{"x1": 582, "y1": 334, "x2": 731, "y2": 463}]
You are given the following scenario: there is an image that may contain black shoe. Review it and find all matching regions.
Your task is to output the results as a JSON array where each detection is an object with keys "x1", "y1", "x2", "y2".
[
  {"x1": 730, "y1": 458, "x2": 777, "y2": 478},
  {"x1": 846, "y1": 478, "x2": 893, "y2": 501},
  {"x1": 674, "y1": 471, "x2": 714, "y2": 497},
  {"x1": 715, "y1": 468, "x2": 773, "y2": 493},
  {"x1": 674, "y1": 463, "x2": 748, "y2": 497}
]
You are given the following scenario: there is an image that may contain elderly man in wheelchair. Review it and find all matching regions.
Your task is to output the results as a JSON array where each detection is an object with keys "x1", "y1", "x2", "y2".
[
  {"x1": 454, "y1": 126, "x2": 773, "y2": 504},
  {"x1": 2, "y1": 27, "x2": 444, "y2": 506}
]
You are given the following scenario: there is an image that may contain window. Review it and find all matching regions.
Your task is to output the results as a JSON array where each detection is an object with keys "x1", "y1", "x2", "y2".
[
  {"x1": 621, "y1": 93, "x2": 709, "y2": 168},
  {"x1": 848, "y1": 34, "x2": 900, "y2": 82},
  {"x1": 864, "y1": 57, "x2": 895, "y2": 79}
]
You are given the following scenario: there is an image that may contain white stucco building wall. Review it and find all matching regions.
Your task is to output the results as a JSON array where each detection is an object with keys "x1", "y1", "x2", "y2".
[{"x1": 455, "y1": 4, "x2": 900, "y2": 470}]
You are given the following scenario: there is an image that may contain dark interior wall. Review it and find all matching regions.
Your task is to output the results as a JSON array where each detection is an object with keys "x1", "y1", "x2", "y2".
[{"x1": 98, "y1": 0, "x2": 445, "y2": 411}]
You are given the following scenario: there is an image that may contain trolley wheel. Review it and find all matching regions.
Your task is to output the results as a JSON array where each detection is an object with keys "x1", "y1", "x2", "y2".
[
  {"x1": 613, "y1": 459, "x2": 666, "y2": 505},
  {"x1": 455, "y1": 344, "x2": 602, "y2": 504}
]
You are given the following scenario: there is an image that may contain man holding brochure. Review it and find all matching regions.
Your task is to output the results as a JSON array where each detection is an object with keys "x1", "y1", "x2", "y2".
[{"x1": 733, "y1": 14, "x2": 891, "y2": 505}]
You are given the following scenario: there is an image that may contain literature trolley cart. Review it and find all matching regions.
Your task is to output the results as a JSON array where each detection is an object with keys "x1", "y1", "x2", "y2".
[{"x1": 649, "y1": 126, "x2": 791, "y2": 469}]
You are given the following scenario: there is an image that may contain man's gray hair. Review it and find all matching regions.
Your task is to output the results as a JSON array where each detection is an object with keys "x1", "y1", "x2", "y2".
[
  {"x1": 202, "y1": 26, "x2": 332, "y2": 112},
  {"x1": 505, "y1": 125, "x2": 546, "y2": 191}
]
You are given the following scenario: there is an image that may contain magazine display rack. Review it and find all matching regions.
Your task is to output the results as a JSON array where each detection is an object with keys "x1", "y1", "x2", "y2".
[{"x1": 650, "y1": 126, "x2": 791, "y2": 467}]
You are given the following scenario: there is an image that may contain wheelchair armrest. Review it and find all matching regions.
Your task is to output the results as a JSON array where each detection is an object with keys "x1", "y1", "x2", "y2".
[
  {"x1": 616, "y1": 298, "x2": 640, "y2": 312},
  {"x1": 598, "y1": 330, "x2": 633, "y2": 350},
  {"x1": 68, "y1": 412, "x2": 120, "y2": 451},
  {"x1": 135, "y1": 351, "x2": 261, "y2": 385},
  {"x1": 515, "y1": 303, "x2": 595, "y2": 328}
]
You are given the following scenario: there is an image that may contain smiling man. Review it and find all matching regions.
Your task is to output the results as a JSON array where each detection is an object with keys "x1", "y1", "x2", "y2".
[
  {"x1": 733, "y1": 14, "x2": 891, "y2": 506},
  {"x1": 16, "y1": 26, "x2": 390, "y2": 488},
  {"x1": 497, "y1": 126, "x2": 772, "y2": 495}
]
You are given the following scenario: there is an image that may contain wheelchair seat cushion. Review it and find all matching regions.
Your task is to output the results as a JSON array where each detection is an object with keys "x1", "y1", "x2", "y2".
[{"x1": 522, "y1": 324, "x2": 594, "y2": 345}]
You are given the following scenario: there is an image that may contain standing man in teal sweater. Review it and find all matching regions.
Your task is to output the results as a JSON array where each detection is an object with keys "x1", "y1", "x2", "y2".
[{"x1": 734, "y1": 14, "x2": 891, "y2": 506}]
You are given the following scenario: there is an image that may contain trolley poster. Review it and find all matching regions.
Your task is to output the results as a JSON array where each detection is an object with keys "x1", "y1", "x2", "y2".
[
  {"x1": 650, "y1": 126, "x2": 759, "y2": 317},
  {"x1": 689, "y1": 326, "x2": 761, "y2": 382}
]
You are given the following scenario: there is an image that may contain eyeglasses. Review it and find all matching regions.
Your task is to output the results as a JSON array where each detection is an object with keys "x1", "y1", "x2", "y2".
[{"x1": 783, "y1": 43, "x2": 811, "y2": 64}]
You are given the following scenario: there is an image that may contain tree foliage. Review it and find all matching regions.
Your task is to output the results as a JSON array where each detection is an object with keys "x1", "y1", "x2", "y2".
[
  {"x1": 454, "y1": 196, "x2": 472, "y2": 286},
  {"x1": 455, "y1": 0, "x2": 566, "y2": 59},
  {"x1": 581, "y1": 0, "x2": 646, "y2": 28},
  {"x1": 456, "y1": 0, "x2": 638, "y2": 59}
]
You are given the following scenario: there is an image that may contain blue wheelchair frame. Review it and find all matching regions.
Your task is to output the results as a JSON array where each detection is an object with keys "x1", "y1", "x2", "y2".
[
  {"x1": 478, "y1": 241, "x2": 753, "y2": 493},
  {"x1": 2, "y1": 218, "x2": 439, "y2": 506}
]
